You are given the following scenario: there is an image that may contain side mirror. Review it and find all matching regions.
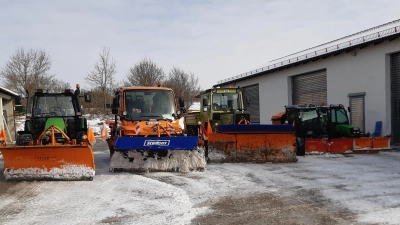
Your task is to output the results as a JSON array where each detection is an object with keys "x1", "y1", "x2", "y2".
[
  {"x1": 15, "y1": 96, "x2": 22, "y2": 105},
  {"x1": 112, "y1": 98, "x2": 119, "y2": 108},
  {"x1": 178, "y1": 98, "x2": 185, "y2": 108},
  {"x1": 112, "y1": 108, "x2": 118, "y2": 115},
  {"x1": 84, "y1": 93, "x2": 91, "y2": 103},
  {"x1": 112, "y1": 97, "x2": 119, "y2": 114},
  {"x1": 203, "y1": 98, "x2": 209, "y2": 106}
]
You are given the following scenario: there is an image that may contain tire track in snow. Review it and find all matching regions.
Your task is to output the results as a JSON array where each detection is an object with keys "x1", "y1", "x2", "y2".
[{"x1": 0, "y1": 181, "x2": 44, "y2": 223}]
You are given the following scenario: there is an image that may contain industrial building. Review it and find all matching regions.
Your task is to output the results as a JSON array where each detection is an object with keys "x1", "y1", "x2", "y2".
[{"x1": 215, "y1": 20, "x2": 400, "y2": 144}]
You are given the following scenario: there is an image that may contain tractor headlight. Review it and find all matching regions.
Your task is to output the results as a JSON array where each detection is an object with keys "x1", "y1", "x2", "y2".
[
  {"x1": 82, "y1": 135, "x2": 88, "y2": 140},
  {"x1": 198, "y1": 121, "x2": 202, "y2": 125},
  {"x1": 123, "y1": 111, "x2": 127, "y2": 116},
  {"x1": 215, "y1": 123, "x2": 219, "y2": 127}
]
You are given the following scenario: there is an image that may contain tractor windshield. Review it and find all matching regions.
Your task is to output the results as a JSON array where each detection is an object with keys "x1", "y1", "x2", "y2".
[
  {"x1": 33, "y1": 96, "x2": 75, "y2": 117},
  {"x1": 296, "y1": 108, "x2": 321, "y2": 137},
  {"x1": 125, "y1": 90, "x2": 176, "y2": 120},
  {"x1": 212, "y1": 93, "x2": 240, "y2": 111}
]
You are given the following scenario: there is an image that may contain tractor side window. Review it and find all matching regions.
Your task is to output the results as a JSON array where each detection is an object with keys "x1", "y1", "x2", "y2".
[
  {"x1": 203, "y1": 95, "x2": 209, "y2": 112},
  {"x1": 336, "y1": 109, "x2": 348, "y2": 124}
]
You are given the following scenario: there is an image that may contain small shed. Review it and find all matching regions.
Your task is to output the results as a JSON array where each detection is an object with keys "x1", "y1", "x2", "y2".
[{"x1": 0, "y1": 86, "x2": 19, "y2": 141}]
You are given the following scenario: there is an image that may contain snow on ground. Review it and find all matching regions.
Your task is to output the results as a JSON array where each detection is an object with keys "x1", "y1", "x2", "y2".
[
  {"x1": 3, "y1": 115, "x2": 400, "y2": 224},
  {"x1": 1, "y1": 143, "x2": 400, "y2": 224}
]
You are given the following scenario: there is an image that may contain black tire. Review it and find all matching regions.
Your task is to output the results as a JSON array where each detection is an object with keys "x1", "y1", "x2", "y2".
[
  {"x1": 110, "y1": 147, "x2": 115, "y2": 159},
  {"x1": 76, "y1": 131, "x2": 86, "y2": 144},
  {"x1": 296, "y1": 137, "x2": 305, "y2": 156}
]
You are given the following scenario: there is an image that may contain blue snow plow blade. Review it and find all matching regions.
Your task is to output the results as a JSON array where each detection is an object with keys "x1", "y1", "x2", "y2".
[
  {"x1": 216, "y1": 124, "x2": 295, "y2": 134},
  {"x1": 114, "y1": 136, "x2": 199, "y2": 151}
]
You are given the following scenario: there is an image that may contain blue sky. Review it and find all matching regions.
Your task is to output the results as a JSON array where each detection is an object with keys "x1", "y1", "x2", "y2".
[{"x1": 1, "y1": 0, "x2": 399, "y2": 90}]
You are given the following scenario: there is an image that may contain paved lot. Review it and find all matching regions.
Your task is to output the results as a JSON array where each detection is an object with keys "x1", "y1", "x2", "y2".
[{"x1": 0, "y1": 140, "x2": 400, "y2": 224}]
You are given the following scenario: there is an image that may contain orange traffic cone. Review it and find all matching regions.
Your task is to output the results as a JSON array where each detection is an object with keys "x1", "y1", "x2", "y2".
[
  {"x1": 207, "y1": 120, "x2": 212, "y2": 134},
  {"x1": 101, "y1": 124, "x2": 109, "y2": 141},
  {"x1": 0, "y1": 128, "x2": 7, "y2": 142},
  {"x1": 88, "y1": 127, "x2": 96, "y2": 145}
]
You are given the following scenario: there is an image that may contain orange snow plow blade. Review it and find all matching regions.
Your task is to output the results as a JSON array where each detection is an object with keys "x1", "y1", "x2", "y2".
[
  {"x1": 305, "y1": 138, "x2": 353, "y2": 156},
  {"x1": 208, "y1": 128, "x2": 297, "y2": 163},
  {"x1": 353, "y1": 136, "x2": 391, "y2": 154},
  {"x1": 372, "y1": 136, "x2": 391, "y2": 149},
  {"x1": 1, "y1": 144, "x2": 95, "y2": 181}
]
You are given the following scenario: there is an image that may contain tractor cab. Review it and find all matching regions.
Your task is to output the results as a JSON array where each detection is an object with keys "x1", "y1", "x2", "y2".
[
  {"x1": 20, "y1": 86, "x2": 90, "y2": 144},
  {"x1": 200, "y1": 87, "x2": 250, "y2": 128},
  {"x1": 317, "y1": 104, "x2": 360, "y2": 138}
]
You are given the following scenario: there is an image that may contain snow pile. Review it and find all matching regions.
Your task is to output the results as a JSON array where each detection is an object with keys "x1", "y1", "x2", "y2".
[
  {"x1": 189, "y1": 102, "x2": 200, "y2": 111},
  {"x1": 15, "y1": 116, "x2": 26, "y2": 132},
  {"x1": 4, "y1": 164, "x2": 95, "y2": 180},
  {"x1": 110, "y1": 148, "x2": 207, "y2": 172}
]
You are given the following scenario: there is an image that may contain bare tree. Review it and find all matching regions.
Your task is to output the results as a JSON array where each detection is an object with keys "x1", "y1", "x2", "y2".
[
  {"x1": 125, "y1": 57, "x2": 166, "y2": 86},
  {"x1": 85, "y1": 47, "x2": 117, "y2": 113},
  {"x1": 164, "y1": 67, "x2": 201, "y2": 109},
  {"x1": 0, "y1": 47, "x2": 54, "y2": 97},
  {"x1": 48, "y1": 79, "x2": 71, "y2": 91}
]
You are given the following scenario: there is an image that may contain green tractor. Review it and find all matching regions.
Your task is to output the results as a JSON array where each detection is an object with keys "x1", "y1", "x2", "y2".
[
  {"x1": 284, "y1": 104, "x2": 360, "y2": 155},
  {"x1": 184, "y1": 87, "x2": 250, "y2": 136}
]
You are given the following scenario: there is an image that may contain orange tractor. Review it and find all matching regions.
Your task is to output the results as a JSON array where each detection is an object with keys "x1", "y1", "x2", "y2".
[
  {"x1": 106, "y1": 84, "x2": 206, "y2": 172},
  {"x1": 0, "y1": 85, "x2": 95, "y2": 180}
]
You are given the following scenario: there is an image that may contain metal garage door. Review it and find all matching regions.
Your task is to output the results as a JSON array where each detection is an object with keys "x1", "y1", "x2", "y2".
[
  {"x1": 349, "y1": 94, "x2": 365, "y2": 133},
  {"x1": 391, "y1": 52, "x2": 400, "y2": 144},
  {"x1": 292, "y1": 70, "x2": 327, "y2": 105},
  {"x1": 243, "y1": 84, "x2": 260, "y2": 124}
]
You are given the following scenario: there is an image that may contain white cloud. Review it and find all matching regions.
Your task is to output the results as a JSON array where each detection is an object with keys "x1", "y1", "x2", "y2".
[{"x1": 0, "y1": 0, "x2": 399, "y2": 90}]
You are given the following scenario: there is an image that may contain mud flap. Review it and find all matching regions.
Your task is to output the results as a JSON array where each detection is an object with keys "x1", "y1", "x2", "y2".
[{"x1": 1, "y1": 144, "x2": 95, "y2": 180}]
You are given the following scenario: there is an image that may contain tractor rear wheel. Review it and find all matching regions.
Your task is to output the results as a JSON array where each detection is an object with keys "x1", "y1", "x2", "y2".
[{"x1": 296, "y1": 137, "x2": 305, "y2": 156}]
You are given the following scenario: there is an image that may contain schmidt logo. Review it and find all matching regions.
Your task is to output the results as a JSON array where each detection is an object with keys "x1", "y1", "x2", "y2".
[{"x1": 144, "y1": 140, "x2": 170, "y2": 146}]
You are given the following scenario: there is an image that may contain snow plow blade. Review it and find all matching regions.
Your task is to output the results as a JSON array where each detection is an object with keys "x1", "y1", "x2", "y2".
[
  {"x1": 208, "y1": 124, "x2": 298, "y2": 163},
  {"x1": 110, "y1": 136, "x2": 206, "y2": 172},
  {"x1": 0, "y1": 144, "x2": 95, "y2": 181},
  {"x1": 353, "y1": 136, "x2": 391, "y2": 154},
  {"x1": 305, "y1": 138, "x2": 353, "y2": 156},
  {"x1": 372, "y1": 136, "x2": 391, "y2": 149}
]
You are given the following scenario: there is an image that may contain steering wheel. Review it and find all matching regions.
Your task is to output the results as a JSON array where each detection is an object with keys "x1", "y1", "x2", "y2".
[{"x1": 49, "y1": 107, "x2": 61, "y2": 112}]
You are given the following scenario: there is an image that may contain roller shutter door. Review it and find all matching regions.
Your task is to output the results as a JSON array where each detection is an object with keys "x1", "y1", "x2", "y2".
[
  {"x1": 292, "y1": 70, "x2": 327, "y2": 105},
  {"x1": 243, "y1": 84, "x2": 260, "y2": 124},
  {"x1": 349, "y1": 95, "x2": 365, "y2": 133},
  {"x1": 391, "y1": 52, "x2": 400, "y2": 143}
]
